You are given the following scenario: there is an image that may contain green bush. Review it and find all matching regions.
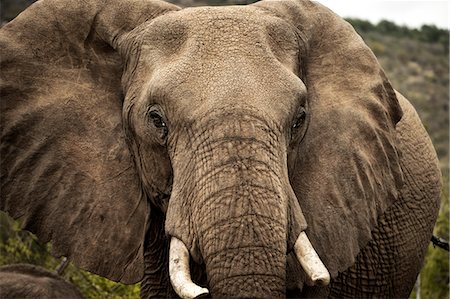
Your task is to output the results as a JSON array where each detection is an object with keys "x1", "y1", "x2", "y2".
[{"x1": 0, "y1": 212, "x2": 140, "y2": 299}]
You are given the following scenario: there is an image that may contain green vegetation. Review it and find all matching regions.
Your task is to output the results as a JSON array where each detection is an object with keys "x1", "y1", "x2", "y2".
[
  {"x1": 0, "y1": 212, "x2": 140, "y2": 298},
  {"x1": 420, "y1": 177, "x2": 449, "y2": 299},
  {"x1": 1, "y1": 3, "x2": 448, "y2": 299},
  {"x1": 349, "y1": 18, "x2": 449, "y2": 51}
]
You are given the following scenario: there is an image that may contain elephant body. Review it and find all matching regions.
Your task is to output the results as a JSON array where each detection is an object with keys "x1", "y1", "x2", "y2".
[
  {"x1": 0, "y1": 0, "x2": 442, "y2": 298},
  {"x1": 290, "y1": 93, "x2": 441, "y2": 298},
  {"x1": 331, "y1": 93, "x2": 441, "y2": 297},
  {"x1": 0, "y1": 264, "x2": 85, "y2": 299}
]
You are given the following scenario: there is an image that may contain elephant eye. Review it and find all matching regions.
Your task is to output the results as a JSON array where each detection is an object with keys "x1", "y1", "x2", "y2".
[
  {"x1": 292, "y1": 107, "x2": 306, "y2": 130},
  {"x1": 148, "y1": 108, "x2": 168, "y2": 142},
  {"x1": 149, "y1": 111, "x2": 167, "y2": 129}
]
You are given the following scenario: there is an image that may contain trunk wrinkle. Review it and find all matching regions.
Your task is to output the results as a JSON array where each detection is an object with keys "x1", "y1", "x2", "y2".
[
  {"x1": 196, "y1": 157, "x2": 281, "y2": 185},
  {"x1": 199, "y1": 214, "x2": 286, "y2": 238}
]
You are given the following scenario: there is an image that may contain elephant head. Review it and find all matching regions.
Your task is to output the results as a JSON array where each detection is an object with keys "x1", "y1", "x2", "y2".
[
  {"x1": 0, "y1": 264, "x2": 85, "y2": 299},
  {"x1": 0, "y1": 0, "x2": 404, "y2": 297}
]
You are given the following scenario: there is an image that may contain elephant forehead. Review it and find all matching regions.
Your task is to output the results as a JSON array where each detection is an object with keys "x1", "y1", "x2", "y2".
[
  {"x1": 131, "y1": 7, "x2": 304, "y2": 122},
  {"x1": 129, "y1": 6, "x2": 302, "y2": 96},
  {"x1": 140, "y1": 6, "x2": 299, "y2": 63}
]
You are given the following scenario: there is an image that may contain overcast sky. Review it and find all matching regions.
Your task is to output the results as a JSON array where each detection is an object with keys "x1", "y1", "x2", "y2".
[{"x1": 315, "y1": 0, "x2": 449, "y2": 29}]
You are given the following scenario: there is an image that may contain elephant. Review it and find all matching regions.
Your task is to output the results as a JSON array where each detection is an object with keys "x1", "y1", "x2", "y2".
[
  {"x1": 0, "y1": 264, "x2": 85, "y2": 298},
  {"x1": 0, "y1": 0, "x2": 442, "y2": 298}
]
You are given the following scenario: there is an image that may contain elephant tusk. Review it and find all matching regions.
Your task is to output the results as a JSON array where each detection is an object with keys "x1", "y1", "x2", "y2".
[
  {"x1": 169, "y1": 237, "x2": 209, "y2": 299},
  {"x1": 294, "y1": 232, "x2": 331, "y2": 286}
]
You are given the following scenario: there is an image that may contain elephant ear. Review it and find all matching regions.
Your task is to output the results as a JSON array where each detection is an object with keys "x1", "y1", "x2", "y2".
[
  {"x1": 255, "y1": 0, "x2": 404, "y2": 277},
  {"x1": 0, "y1": 0, "x2": 179, "y2": 283}
]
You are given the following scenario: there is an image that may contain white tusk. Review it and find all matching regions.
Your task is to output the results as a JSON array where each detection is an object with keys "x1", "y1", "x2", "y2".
[
  {"x1": 169, "y1": 237, "x2": 209, "y2": 299},
  {"x1": 294, "y1": 232, "x2": 331, "y2": 286}
]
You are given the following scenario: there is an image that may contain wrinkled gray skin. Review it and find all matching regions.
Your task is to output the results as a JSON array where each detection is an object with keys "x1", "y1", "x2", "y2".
[
  {"x1": 0, "y1": 264, "x2": 85, "y2": 299},
  {"x1": 0, "y1": 0, "x2": 441, "y2": 298}
]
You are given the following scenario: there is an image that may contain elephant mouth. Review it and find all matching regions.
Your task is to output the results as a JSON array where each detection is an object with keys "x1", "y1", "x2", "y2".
[{"x1": 168, "y1": 232, "x2": 330, "y2": 298}]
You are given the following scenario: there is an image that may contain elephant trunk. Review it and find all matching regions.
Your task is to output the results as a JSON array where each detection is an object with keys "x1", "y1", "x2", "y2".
[
  {"x1": 167, "y1": 112, "x2": 327, "y2": 298},
  {"x1": 168, "y1": 232, "x2": 330, "y2": 298},
  {"x1": 199, "y1": 212, "x2": 287, "y2": 298},
  {"x1": 191, "y1": 118, "x2": 288, "y2": 298}
]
